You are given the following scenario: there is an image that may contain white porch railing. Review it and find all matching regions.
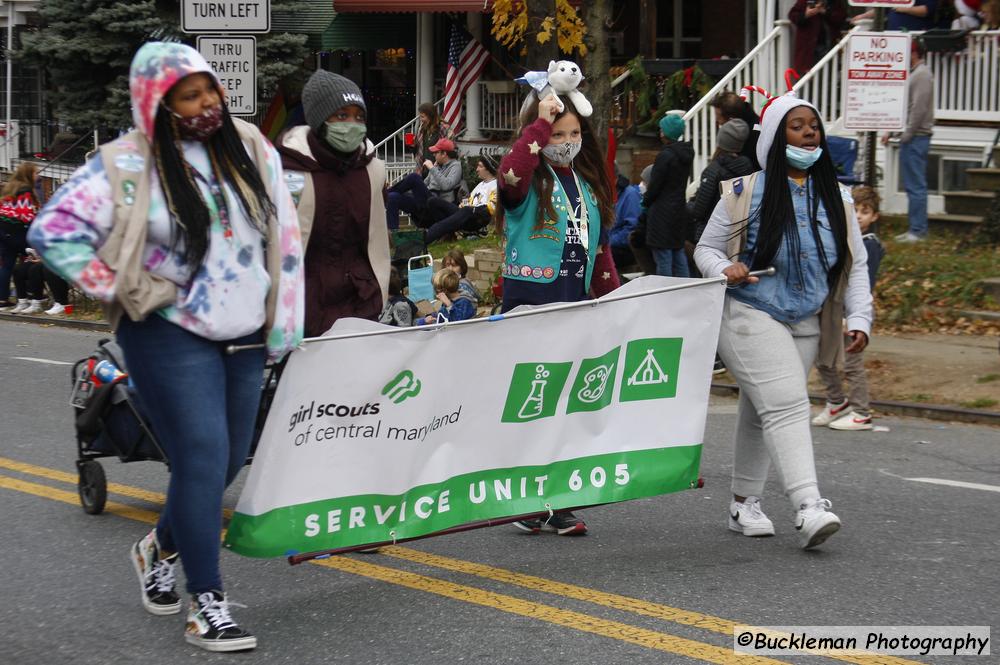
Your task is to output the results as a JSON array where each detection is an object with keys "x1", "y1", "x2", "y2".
[
  {"x1": 681, "y1": 20, "x2": 793, "y2": 179},
  {"x1": 478, "y1": 81, "x2": 519, "y2": 133},
  {"x1": 924, "y1": 30, "x2": 1000, "y2": 122}
]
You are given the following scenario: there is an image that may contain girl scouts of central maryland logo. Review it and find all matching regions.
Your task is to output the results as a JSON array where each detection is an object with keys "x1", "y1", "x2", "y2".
[{"x1": 500, "y1": 338, "x2": 683, "y2": 423}]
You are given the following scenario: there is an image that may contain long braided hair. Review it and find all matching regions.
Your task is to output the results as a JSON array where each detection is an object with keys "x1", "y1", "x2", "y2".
[
  {"x1": 744, "y1": 111, "x2": 848, "y2": 290},
  {"x1": 151, "y1": 102, "x2": 275, "y2": 269}
]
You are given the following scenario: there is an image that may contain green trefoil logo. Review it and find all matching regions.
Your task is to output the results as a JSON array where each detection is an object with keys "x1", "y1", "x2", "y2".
[{"x1": 382, "y1": 369, "x2": 422, "y2": 404}]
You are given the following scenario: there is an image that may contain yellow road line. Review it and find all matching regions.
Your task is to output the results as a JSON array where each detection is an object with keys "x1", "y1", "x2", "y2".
[
  {"x1": 0, "y1": 471, "x2": 785, "y2": 665},
  {"x1": 0, "y1": 475, "x2": 161, "y2": 524},
  {"x1": 312, "y1": 556, "x2": 788, "y2": 665},
  {"x1": 0, "y1": 458, "x2": 927, "y2": 665},
  {"x1": 0, "y1": 456, "x2": 233, "y2": 518},
  {"x1": 381, "y1": 547, "x2": 920, "y2": 665}
]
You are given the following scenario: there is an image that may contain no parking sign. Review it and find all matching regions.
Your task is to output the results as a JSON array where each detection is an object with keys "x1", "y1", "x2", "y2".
[{"x1": 843, "y1": 32, "x2": 911, "y2": 131}]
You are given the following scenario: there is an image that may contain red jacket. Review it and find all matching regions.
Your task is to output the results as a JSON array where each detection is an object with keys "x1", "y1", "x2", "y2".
[{"x1": 788, "y1": 0, "x2": 847, "y2": 76}]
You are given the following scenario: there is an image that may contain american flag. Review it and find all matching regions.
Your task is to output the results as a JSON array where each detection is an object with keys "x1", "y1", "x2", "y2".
[{"x1": 443, "y1": 23, "x2": 491, "y2": 130}]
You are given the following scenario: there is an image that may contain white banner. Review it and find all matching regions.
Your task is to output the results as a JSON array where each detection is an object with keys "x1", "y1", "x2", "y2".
[{"x1": 225, "y1": 276, "x2": 725, "y2": 558}]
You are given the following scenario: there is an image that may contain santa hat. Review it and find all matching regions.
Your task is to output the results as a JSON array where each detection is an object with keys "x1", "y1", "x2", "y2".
[{"x1": 740, "y1": 74, "x2": 823, "y2": 170}]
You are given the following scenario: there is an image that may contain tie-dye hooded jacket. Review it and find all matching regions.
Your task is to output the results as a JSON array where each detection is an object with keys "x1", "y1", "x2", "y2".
[{"x1": 28, "y1": 42, "x2": 304, "y2": 359}]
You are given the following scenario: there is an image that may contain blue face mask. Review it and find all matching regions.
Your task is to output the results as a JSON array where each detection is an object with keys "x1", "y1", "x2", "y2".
[{"x1": 786, "y1": 145, "x2": 823, "y2": 170}]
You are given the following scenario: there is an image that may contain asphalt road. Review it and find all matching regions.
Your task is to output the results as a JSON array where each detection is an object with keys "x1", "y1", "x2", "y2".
[{"x1": 1, "y1": 321, "x2": 997, "y2": 665}]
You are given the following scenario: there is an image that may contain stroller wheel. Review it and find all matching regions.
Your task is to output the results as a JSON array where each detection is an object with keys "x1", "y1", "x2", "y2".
[{"x1": 78, "y1": 460, "x2": 107, "y2": 515}]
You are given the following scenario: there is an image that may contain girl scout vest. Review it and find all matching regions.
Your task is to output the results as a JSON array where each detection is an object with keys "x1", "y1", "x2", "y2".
[
  {"x1": 502, "y1": 170, "x2": 601, "y2": 289},
  {"x1": 97, "y1": 118, "x2": 281, "y2": 329}
]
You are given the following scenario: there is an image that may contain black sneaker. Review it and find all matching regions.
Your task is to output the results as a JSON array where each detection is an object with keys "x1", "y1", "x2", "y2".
[
  {"x1": 541, "y1": 511, "x2": 588, "y2": 536},
  {"x1": 513, "y1": 519, "x2": 542, "y2": 534},
  {"x1": 185, "y1": 590, "x2": 257, "y2": 652},
  {"x1": 131, "y1": 528, "x2": 181, "y2": 615},
  {"x1": 712, "y1": 356, "x2": 726, "y2": 375}
]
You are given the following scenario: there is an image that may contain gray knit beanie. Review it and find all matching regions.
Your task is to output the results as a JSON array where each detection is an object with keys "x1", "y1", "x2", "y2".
[
  {"x1": 717, "y1": 119, "x2": 749, "y2": 154},
  {"x1": 640, "y1": 165, "x2": 653, "y2": 184},
  {"x1": 302, "y1": 70, "x2": 367, "y2": 132}
]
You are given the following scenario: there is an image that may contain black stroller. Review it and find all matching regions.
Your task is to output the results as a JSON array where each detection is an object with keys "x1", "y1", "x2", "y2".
[{"x1": 70, "y1": 338, "x2": 279, "y2": 515}]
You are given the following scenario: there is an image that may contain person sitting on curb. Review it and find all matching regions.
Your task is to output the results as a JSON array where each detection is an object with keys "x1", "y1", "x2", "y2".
[
  {"x1": 10, "y1": 247, "x2": 71, "y2": 315},
  {"x1": 416, "y1": 269, "x2": 476, "y2": 325},
  {"x1": 442, "y1": 248, "x2": 481, "y2": 304},
  {"x1": 378, "y1": 267, "x2": 418, "y2": 327}
]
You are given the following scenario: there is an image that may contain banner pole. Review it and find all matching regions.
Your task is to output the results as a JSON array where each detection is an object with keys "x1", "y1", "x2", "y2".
[{"x1": 228, "y1": 270, "x2": 773, "y2": 354}]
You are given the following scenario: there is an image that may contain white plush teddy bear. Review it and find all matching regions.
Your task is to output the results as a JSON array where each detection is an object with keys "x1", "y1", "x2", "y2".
[{"x1": 516, "y1": 60, "x2": 593, "y2": 117}]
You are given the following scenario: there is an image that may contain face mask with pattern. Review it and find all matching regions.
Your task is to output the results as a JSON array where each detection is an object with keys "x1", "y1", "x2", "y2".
[
  {"x1": 172, "y1": 104, "x2": 224, "y2": 141},
  {"x1": 541, "y1": 140, "x2": 582, "y2": 165}
]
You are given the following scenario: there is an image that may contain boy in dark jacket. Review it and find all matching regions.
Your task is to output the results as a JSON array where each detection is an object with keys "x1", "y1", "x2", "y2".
[
  {"x1": 639, "y1": 114, "x2": 694, "y2": 277},
  {"x1": 687, "y1": 119, "x2": 755, "y2": 244}
]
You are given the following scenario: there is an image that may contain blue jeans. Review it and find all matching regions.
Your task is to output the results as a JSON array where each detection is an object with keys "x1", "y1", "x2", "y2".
[
  {"x1": 899, "y1": 135, "x2": 930, "y2": 237},
  {"x1": 651, "y1": 247, "x2": 690, "y2": 277},
  {"x1": 117, "y1": 314, "x2": 265, "y2": 594},
  {"x1": 385, "y1": 172, "x2": 430, "y2": 230}
]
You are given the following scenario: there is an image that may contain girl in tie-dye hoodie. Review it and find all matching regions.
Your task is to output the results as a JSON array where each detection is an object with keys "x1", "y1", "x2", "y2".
[{"x1": 29, "y1": 42, "x2": 304, "y2": 652}]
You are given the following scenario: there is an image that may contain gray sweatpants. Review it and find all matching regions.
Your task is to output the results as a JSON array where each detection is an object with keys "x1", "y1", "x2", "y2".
[
  {"x1": 815, "y1": 333, "x2": 870, "y2": 413},
  {"x1": 717, "y1": 297, "x2": 823, "y2": 511}
]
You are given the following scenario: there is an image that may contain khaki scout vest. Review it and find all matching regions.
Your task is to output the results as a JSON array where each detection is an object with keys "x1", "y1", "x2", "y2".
[{"x1": 97, "y1": 118, "x2": 283, "y2": 330}]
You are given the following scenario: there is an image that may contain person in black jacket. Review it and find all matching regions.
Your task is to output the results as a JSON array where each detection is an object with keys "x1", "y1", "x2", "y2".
[
  {"x1": 687, "y1": 119, "x2": 755, "y2": 244},
  {"x1": 639, "y1": 114, "x2": 694, "y2": 277}
]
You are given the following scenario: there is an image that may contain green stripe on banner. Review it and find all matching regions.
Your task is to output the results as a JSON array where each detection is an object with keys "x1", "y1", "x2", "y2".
[{"x1": 225, "y1": 445, "x2": 702, "y2": 558}]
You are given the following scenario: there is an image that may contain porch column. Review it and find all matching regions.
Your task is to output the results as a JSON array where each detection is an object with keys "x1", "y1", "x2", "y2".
[
  {"x1": 416, "y1": 12, "x2": 434, "y2": 113},
  {"x1": 463, "y1": 12, "x2": 484, "y2": 140}
]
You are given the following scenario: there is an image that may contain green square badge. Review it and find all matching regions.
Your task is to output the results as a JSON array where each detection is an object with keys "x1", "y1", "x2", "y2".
[
  {"x1": 566, "y1": 347, "x2": 621, "y2": 414},
  {"x1": 619, "y1": 338, "x2": 683, "y2": 403},
  {"x1": 501, "y1": 362, "x2": 573, "y2": 423}
]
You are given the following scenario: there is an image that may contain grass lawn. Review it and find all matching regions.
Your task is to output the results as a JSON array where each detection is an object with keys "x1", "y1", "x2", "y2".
[{"x1": 874, "y1": 215, "x2": 999, "y2": 334}]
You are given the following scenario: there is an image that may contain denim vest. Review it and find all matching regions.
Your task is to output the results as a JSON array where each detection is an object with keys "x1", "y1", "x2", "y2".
[
  {"x1": 730, "y1": 174, "x2": 841, "y2": 324},
  {"x1": 502, "y1": 172, "x2": 601, "y2": 288}
]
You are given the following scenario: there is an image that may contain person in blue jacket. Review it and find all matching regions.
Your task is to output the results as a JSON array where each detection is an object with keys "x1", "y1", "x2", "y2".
[{"x1": 609, "y1": 167, "x2": 642, "y2": 272}]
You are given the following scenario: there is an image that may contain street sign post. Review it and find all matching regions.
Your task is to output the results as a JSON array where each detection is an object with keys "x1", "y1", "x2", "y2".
[
  {"x1": 182, "y1": 0, "x2": 270, "y2": 33},
  {"x1": 197, "y1": 36, "x2": 257, "y2": 115},
  {"x1": 844, "y1": 31, "x2": 911, "y2": 132}
]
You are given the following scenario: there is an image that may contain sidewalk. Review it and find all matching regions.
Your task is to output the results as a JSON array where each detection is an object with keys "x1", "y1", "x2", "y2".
[{"x1": 855, "y1": 331, "x2": 1000, "y2": 412}]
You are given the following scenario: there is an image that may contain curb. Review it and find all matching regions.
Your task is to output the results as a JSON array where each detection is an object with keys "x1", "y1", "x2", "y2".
[
  {"x1": 710, "y1": 383, "x2": 1000, "y2": 427},
  {"x1": 0, "y1": 312, "x2": 112, "y2": 332}
]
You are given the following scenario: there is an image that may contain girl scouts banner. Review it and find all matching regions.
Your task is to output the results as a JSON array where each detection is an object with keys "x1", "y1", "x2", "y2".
[{"x1": 225, "y1": 276, "x2": 725, "y2": 559}]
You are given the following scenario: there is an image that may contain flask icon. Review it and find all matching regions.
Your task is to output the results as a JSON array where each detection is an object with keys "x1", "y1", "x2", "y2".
[{"x1": 518, "y1": 365, "x2": 550, "y2": 420}]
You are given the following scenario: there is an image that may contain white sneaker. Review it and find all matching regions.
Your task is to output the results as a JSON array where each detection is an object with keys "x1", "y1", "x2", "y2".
[
  {"x1": 895, "y1": 232, "x2": 925, "y2": 243},
  {"x1": 44, "y1": 303, "x2": 66, "y2": 316},
  {"x1": 21, "y1": 299, "x2": 44, "y2": 314},
  {"x1": 10, "y1": 299, "x2": 30, "y2": 314},
  {"x1": 728, "y1": 496, "x2": 775, "y2": 537},
  {"x1": 828, "y1": 410, "x2": 873, "y2": 431},
  {"x1": 811, "y1": 399, "x2": 849, "y2": 426},
  {"x1": 795, "y1": 498, "x2": 841, "y2": 549}
]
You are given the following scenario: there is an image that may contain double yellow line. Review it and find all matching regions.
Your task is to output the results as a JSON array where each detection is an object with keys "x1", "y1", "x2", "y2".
[{"x1": 0, "y1": 456, "x2": 919, "y2": 665}]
